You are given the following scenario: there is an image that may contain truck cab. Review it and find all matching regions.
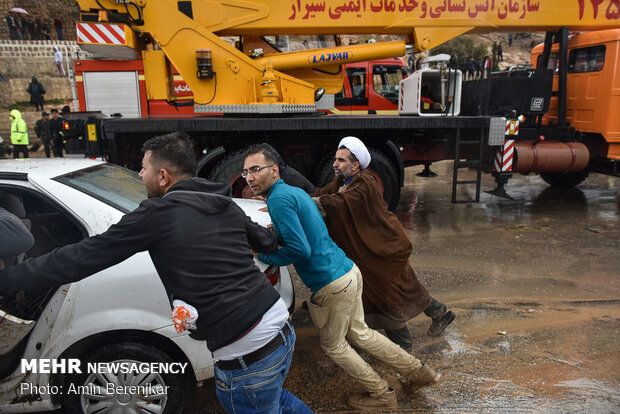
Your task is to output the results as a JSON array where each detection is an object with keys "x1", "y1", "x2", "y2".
[
  {"x1": 333, "y1": 58, "x2": 407, "y2": 115},
  {"x1": 531, "y1": 28, "x2": 620, "y2": 162}
]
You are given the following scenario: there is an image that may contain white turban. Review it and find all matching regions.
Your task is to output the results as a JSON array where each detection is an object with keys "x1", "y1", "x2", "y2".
[{"x1": 338, "y1": 136, "x2": 371, "y2": 169}]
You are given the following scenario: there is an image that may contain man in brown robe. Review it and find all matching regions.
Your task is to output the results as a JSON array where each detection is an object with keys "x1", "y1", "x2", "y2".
[{"x1": 312, "y1": 136, "x2": 455, "y2": 351}]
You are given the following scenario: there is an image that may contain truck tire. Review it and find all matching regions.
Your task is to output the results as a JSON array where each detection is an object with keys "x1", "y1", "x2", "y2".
[
  {"x1": 62, "y1": 342, "x2": 186, "y2": 414},
  {"x1": 209, "y1": 150, "x2": 253, "y2": 198},
  {"x1": 313, "y1": 150, "x2": 337, "y2": 187},
  {"x1": 313, "y1": 148, "x2": 401, "y2": 211},
  {"x1": 540, "y1": 171, "x2": 589, "y2": 188}
]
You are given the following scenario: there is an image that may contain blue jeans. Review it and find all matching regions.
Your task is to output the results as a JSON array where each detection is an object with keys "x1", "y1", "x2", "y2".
[{"x1": 214, "y1": 323, "x2": 313, "y2": 413}]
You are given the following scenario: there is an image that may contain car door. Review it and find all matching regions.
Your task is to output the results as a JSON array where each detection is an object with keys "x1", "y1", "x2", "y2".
[{"x1": 0, "y1": 180, "x2": 88, "y2": 380}]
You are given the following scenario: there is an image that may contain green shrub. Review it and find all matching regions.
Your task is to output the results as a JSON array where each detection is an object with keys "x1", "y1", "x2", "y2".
[{"x1": 7, "y1": 102, "x2": 30, "y2": 111}]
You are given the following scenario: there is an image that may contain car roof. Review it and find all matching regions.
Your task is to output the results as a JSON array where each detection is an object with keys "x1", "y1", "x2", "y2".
[{"x1": 0, "y1": 158, "x2": 106, "y2": 179}]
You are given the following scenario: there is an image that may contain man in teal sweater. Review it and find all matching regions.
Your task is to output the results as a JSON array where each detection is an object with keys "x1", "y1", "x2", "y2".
[{"x1": 243, "y1": 146, "x2": 441, "y2": 411}]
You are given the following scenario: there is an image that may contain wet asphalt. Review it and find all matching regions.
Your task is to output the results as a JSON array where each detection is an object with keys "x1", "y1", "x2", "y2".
[{"x1": 188, "y1": 162, "x2": 619, "y2": 413}]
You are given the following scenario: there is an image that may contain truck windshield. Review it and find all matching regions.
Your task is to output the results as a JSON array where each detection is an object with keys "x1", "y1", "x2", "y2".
[
  {"x1": 373, "y1": 65, "x2": 405, "y2": 103},
  {"x1": 54, "y1": 164, "x2": 146, "y2": 213}
]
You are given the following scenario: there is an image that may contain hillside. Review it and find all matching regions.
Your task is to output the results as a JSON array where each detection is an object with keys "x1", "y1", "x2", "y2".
[{"x1": 472, "y1": 32, "x2": 546, "y2": 69}]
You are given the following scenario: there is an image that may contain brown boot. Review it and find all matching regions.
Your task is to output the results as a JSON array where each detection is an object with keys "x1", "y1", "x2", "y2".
[
  {"x1": 403, "y1": 364, "x2": 441, "y2": 394},
  {"x1": 427, "y1": 310, "x2": 455, "y2": 337},
  {"x1": 346, "y1": 388, "x2": 398, "y2": 411}
]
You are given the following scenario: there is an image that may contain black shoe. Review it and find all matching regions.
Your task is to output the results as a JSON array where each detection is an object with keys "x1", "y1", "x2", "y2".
[{"x1": 427, "y1": 311, "x2": 455, "y2": 337}]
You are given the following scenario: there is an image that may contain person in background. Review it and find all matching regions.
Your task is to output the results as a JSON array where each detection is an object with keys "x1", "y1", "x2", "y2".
[
  {"x1": 23, "y1": 15, "x2": 34, "y2": 40},
  {"x1": 9, "y1": 109, "x2": 29, "y2": 159},
  {"x1": 14, "y1": 14, "x2": 23, "y2": 40},
  {"x1": 473, "y1": 58, "x2": 481, "y2": 80},
  {"x1": 311, "y1": 137, "x2": 455, "y2": 352},
  {"x1": 34, "y1": 17, "x2": 43, "y2": 40},
  {"x1": 6, "y1": 13, "x2": 17, "y2": 40},
  {"x1": 34, "y1": 111, "x2": 51, "y2": 158},
  {"x1": 54, "y1": 46, "x2": 65, "y2": 77},
  {"x1": 26, "y1": 76, "x2": 46, "y2": 111},
  {"x1": 40, "y1": 20, "x2": 51, "y2": 40},
  {"x1": 48, "y1": 108, "x2": 64, "y2": 157},
  {"x1": 53, "y1": 18, "x2": 63, "y2": 40}
]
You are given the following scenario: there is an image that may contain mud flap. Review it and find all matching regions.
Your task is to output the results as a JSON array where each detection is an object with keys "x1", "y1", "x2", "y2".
[{"x1": 0, "y1": 309, "x2": 35, "y2": 356}]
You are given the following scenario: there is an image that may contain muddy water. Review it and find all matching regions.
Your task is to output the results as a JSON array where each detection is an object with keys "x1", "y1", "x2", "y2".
[{"x1": 187, "y1": 163, "x2": 619, "y2": 413}]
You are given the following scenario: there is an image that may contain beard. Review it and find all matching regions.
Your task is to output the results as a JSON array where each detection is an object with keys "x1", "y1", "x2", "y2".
[{"x1": 334, "y1": 167, "x2": 351, "y2": 180}]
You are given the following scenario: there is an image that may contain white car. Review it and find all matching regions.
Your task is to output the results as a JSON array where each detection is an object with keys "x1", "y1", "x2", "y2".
[{"x1": 0, "y1": 158, "x2": 294, "y2": 413}]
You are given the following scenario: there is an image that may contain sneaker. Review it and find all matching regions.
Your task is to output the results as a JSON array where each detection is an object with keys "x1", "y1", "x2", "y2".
[
  {"x1": 403, "y1": 364, "x2": 441, "y2": 394},
  {"x1": 427, "y1": 310, "x2": 455, "y2": 337},
  {"x1": 346, "y1": 388, "x2": 398, "y2": 411}
]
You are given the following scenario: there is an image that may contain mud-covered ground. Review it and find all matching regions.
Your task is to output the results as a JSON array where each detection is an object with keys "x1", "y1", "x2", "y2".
[{"x1": 188, "y1": 163, "x2": 619, "y2": 413}]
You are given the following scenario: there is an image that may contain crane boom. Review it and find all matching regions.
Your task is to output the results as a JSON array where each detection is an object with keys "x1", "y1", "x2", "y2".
[{"x1": 76, "y1": 0, "x2": 619, "y2": 111}]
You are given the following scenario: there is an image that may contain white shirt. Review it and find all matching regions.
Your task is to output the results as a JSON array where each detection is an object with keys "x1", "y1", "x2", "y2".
[
  {"x1": 54, "y1": 51, "x2": 62, "y2": 64},
  {"x1": 212, "y1": 298, "x2": 289, "y2": 361}
]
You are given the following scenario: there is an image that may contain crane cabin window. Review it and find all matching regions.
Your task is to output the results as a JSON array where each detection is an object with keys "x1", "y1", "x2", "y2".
[
  {"x1": 372, "y1": 64, "x2": 406, "y2": 103},
  {"x1": 347, "y1": 67, "x2": 366, "y2": 98}
]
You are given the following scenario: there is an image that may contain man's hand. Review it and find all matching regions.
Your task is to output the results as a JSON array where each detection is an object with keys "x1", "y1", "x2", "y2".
[
  {"x1": 253, "y1": 196, "x2": 268, "y2": 212},
  {"x1": 266, "y1": 223, "x2": 275, "y2": 233},
  {"x1": 250, "y1": 249, "x2": 259, "y2": 259}
]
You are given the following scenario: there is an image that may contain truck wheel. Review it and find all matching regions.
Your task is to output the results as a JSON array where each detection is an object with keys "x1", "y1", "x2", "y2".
[
  {"x1": 313, "y1": 150, "x2": 337, "y2": 187},
  {"x1": 62, "y1": 342, "x2": 186, "y2": 414},
  {"x1": 209, "y1": 151, "x2": 253, "y2": 198},
  {"x1": 313, "y1": 149, "x2": 401, "y2": 210},
  {"x1": 540, "y1": 171, "x2": 589, "y2": 188}
]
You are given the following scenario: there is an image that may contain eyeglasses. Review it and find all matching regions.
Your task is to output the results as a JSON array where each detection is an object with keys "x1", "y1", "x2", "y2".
[{"x1": 241, "y1": 165, "x2": 273, "y2": 178}]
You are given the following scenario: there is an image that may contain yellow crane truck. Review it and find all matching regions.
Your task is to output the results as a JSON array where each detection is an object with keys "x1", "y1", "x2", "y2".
[{"x1": 69, "y1": 0, "x2": 620, "y2": 208}]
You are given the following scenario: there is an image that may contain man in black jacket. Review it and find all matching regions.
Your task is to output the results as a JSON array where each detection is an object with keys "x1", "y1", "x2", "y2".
[
  {"x1": 34, "y1": 111, "x2": 51, "y2": 158},
  {"x1": 0, "y1": 132, "x2": 311, "y2": 414},
  {"x1": 48, "y1": 108, "x2": 64, "y2": 157},
  {"x1": 26, "y1": 77, "x2": 46, "y2": 111}
]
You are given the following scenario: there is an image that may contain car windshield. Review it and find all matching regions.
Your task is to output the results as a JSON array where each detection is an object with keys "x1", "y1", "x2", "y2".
[{"x1": 54, "y1": 164, "x2": 146, "y2": 213}]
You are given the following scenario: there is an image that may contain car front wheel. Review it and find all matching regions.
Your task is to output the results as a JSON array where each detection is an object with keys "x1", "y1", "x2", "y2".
[{"x1": 63, "y1": 342, "x2": 186, "y2": 414}]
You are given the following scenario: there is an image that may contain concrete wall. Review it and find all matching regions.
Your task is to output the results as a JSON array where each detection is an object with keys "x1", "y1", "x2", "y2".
[
  {"x1": 0, "y1": 40, "x2": 92, "y2": 108},
  {"x1": 4, "y1": 76, "x2": 72, "y2": 105},
  {"x1": 0, "y1": 39, "x2": 87, "y2": 78}
]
